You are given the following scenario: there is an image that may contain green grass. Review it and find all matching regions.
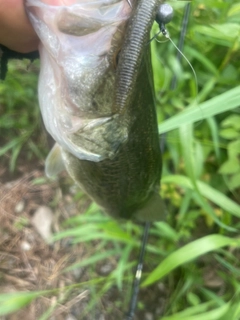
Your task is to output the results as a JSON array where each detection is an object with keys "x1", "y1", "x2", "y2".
[
  {"x1": 0, "y1": 60, "x2": 45, "y2": 172},
  {"x1": 0, "y1": 0, "x2": 240, "y2": 319}
]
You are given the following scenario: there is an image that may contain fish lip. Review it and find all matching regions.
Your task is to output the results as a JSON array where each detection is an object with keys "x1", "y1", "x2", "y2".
[{"x1": 115, "y1": 0, "x2": 159, "y2": 112}]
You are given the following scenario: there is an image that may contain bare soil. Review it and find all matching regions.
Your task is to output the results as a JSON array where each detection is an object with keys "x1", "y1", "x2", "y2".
[{"x1": 0, "y1": 156, "x2": 166, "y2": 320}]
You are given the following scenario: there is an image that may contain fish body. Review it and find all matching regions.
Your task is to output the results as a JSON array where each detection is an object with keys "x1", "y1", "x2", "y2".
[{"x1": 26, "y1": 0, "x2": 165, "y2": 221}]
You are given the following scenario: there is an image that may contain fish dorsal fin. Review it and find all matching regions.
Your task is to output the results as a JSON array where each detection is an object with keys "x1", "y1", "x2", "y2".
[
  {"x1": 134, "y1": 192, "x2": 166, "y2": 222},
  {"x1": 45, "y1": 143, "x2": 65, "y2": 178}
]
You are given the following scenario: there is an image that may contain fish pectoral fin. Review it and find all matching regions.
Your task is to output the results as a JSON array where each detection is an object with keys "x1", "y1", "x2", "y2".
[
  {"x1": 45, "y1": 143, "x2": 65, "y2": 178},
  {"x1": 134, "y1": 192, "x2": 166, "y2": 222}
]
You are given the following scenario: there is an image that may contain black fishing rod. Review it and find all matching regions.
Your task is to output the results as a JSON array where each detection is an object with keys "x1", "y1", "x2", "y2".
[
  {"x1": 171, "y1": 2, "x2": 191, "y2": 90},
  {"x1": 125, "y1": 2, "x2": 192, "y2": 319},
  {"x1": 125, "y1": 222, "x2": 151, "y2": 320}
]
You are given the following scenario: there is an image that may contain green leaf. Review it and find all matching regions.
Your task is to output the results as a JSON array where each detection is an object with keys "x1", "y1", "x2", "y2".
[
  {"x1": 160, "y1": 301, "x2": 214, "y2": 319},
  {"x1": 113, "y1": 243, "x2": 133, "y2": 289},
  {"x1": 142, "y1": 235, "x2": 240, "y2": 286},
  {"x1": 185, "y1": 47, "x2": 219, "y2": 76},
  {"x1": 0, "y1": 137, "x2": 24, "y2": 156},
  {"x1": 211, "y1": 23, "x2": 240, "y2": 39},
  {"x1": 65, "y1": 250, "x2": 119, "y2": 271},
  {"x1": 207, "y1": 117, "x2": 220, "y2": 159},
  {"x1": 154, "y1": 222, "x2": 180, "y2": 242},
  {"x1": 221, "y1": 115, "x2": 240, "y2": 130},
  {"x1": 228, "y1": 140, "x2": 240, "y2": 158},
  {"x1": 158, "y1": 86, "x2": 240, "y2": 133},
  {"x1": 219, "y1": 158, "x2": 240, "y2": 174},
  {"x1": 228, "y1": 3, "x2": 240, "y2": 17},
  {"x1": 179, "y1": 123, "x2": 197, "y2": 181},
  {"x1": 229, "y1": 173, "x2": 240, "y2": 190},
  {"x1": 219, "y1": 128, "x2": 240, "y2": 139},
  {"x1": 0, "y1": 292, "x2": 45, "y2": 316},
  {"x1": 193, "y1": 23, "x2": 240, "y2": 45},
  {"x1": 161, "y1": 303, "x2": 230, "y2": 320},
  {"x1": 162, "y1": 175, "x2": 240, "y2": 219}
]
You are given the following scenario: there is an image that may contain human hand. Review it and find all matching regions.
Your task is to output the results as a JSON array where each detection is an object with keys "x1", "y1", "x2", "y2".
[{"x1": 0, "y1": 0, "x2": 39, "y2": 53}]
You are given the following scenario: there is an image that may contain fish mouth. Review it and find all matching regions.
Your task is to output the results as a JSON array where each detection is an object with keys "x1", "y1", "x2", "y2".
[{"x1": 26, "y1": 0, "x2": 159, "y2": 162}]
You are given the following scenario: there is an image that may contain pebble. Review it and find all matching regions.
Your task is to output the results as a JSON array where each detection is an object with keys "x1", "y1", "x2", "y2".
[
  {"x1": 65, "y1": 315, "x2": 77, "y2": 320},
  {"x1": 31, "y1": 206, "x2": 54, "y2": 243},
  {"x1": 99, "y1": 263, "x2": 113, "y2": 275},
  {"x1": 14, "y1": 200, "x2": 25, "y2": 213},
  {"x1": 144, "y1": 312, "x2": 154, "y2": 320},
  {"x1": 20, "y1": 240, "x2": 31, "y2": 251}
]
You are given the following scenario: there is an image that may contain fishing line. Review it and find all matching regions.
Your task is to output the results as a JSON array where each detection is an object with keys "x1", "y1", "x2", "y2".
[
  {"x1": 161, "y1": 32, "x2": 199, "y2": 103},
  {"x1": 155, "y1": 3, "x2": 198, "y2": 106},
  {"x1": 153, "y1": 1, "x2": 203, "y2": 158},
  {"x1": 154, "y1": 38, "x2": 169, "y2": 44}
]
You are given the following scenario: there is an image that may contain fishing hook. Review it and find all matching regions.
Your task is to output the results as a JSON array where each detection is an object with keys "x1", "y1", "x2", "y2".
[{"x1": 147, "y1": 3, "x2": 173, "y2": 44}]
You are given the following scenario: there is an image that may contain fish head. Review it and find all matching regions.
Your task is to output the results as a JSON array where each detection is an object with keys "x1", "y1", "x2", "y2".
[{"x1": 26, "y1": 0, "x2": 135, "y2": 161}]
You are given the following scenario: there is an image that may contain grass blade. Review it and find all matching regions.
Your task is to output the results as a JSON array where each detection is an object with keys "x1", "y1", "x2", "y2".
[
  {"x1": 158, "y1": 86, "x2": 240, "y2": 133},
  {"x1": 162, "y1": 175, "x2": 240, "y2": 218},
  {"x1": 142, "y1": 235, "x2": 240, "y2": 287}
]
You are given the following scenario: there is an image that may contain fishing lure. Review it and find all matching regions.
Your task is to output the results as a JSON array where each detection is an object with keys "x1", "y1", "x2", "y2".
[{"x1": 156, "y1": 2, "x2": 174, "y2": 36}]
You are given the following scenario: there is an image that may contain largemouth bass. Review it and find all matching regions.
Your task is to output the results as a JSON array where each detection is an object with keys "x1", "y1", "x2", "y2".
[{"x1": 26, "y1": 0, "x2": 165, "y2": 221}]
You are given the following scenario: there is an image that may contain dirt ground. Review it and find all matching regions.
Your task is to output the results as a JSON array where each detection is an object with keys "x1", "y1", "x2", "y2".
[
  {"x1": 0, "y1": 161, "x2": 86, "y2": 319},
  {"x1": 0, "y1": 162, "x2": 228, "y2": 320},
  {"x1": 0, "y1": 155, "x2": 169, "y2": 320}
]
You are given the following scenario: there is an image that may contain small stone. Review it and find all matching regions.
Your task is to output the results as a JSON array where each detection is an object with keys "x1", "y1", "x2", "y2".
[
  {"x1": 21, "y1": 240, "x2": 31, "y2": 251},
  {"x1": 65, "y1": 315, "x2": 77, "y2": 320},
  {"x1": 144, "y1": 312, "x2": 153, "y2": 320},
  {"x1": 14, "y1": 200, "x2": 25, "y2": 213},
  {"x1": 72, "y1": 268, "x2": 84, "y2": 280},
  {"x1": 31, "y1": 206, "x2": 53, "y2": 243},
  {"x1": 157, "y1": 282, "x2": 165, "y2": 292},
  {"x1": 99, "y1": 263, "x2": 113, "y2": 275}
]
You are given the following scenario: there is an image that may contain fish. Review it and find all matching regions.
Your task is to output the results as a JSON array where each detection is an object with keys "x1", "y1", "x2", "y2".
[{"x1": 26, "y1": 0, "x2": 165, "y2": 221}]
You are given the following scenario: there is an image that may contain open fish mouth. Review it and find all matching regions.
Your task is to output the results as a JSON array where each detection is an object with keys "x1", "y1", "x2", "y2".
[{"x1": 26, "y1": 0, "x2": 135, "y2": 162}]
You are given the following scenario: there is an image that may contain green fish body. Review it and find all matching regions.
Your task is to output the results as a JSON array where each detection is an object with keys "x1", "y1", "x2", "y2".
[{"x1": 26, "y1": 0, "x2": 165, "y2": 221}]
